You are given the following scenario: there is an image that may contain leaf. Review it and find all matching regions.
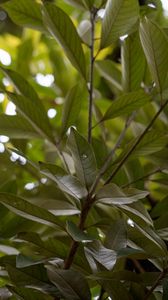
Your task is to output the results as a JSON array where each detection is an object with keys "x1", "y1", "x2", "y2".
[
  {"x1": 88, "y1": 270, "x2": 140, "y2": 283},
  {"x1": 101, "y1": 0, "x2": 139, "y2": 48},
  {"x1": 96, "y1": 183, "x2": 148, "y2": 205},
  {"x1": 96, "y1": 60, "x2": 122, "y2": 91},
  {"x1": 102, "y1": 280, "x2": 133, "y2": 300},
  {"x1": 61, "y1": 84, "x2": 83, "y2": 135},
  {"x1": 1, "y1": 0, "x2": 45, "y2": 31},
  {"x1": 8, "y1": 286, "x2": 53, "y2": 300},
  {"x1": 0, "y1": 193, "x2": 63, "y2": 228},
  {"x1": 102, "y1": 90, "x2": 150, "y2": 121},
  {"x1": 139, "y1": 18, "x2": 168, "y2": 95},
  {"x1": 0, "y1": 66, "x2": 39, "y2": 104},
  {"x1": 47, "y1": 266, "x2": 91, "y2": 300},
  {"x1": 40, "y1": 162, "x2": 88, "y2": 199},
  {"x1": 105, "y1": 220, "x2": 127, "y2": 251},
  {"x1": 121, "y1": 32, "x2": 145, "y2": 92},
  {"x1": 121, "y1": 201, "x2": 153, "y2": 226},
  {"x1": 67, "y1": 128, "x2": 97, "y2": 189},
  {"x1": 0, "y1": 114, "x2": 39, "y2": 139},
  {"x1": 42, "y1": 3, "x2": 86, "y2": 78},
  {"x1": 6, "y1": 92, "x2": 54, "y2": 143},
  {"x1": 163, "y1": 278, "x2": 168, "y2": 300},
  {"x1": 85, "y1": 241, "x2": 117, "y2": 271},
  {"x1": 66, "y1": 221, "x2": 93, "y2": 242}
]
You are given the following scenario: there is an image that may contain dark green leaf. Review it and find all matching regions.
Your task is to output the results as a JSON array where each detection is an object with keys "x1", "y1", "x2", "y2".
[
  {"x1": 101, "y1": 0, "x2": 139, "y2": 48},
  {"x1": 67, "y1": 128, "x2": 97, "y2": 189},
  {"x1": 47, "y1": 266, "x2": 91, "y2": 300},
  {"x1": 42, "y1": 3, "x2": 86, "y2": 78},
  {"x1": 66, "y1": 221, "x2": 94, "y2": 242}
]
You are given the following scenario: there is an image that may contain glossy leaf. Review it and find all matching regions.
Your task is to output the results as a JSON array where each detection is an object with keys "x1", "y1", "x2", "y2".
[
  {"x1": 67, "y1": 128, "x2": 97, "y2": 189},
  {"x1": 101, "y1": 0, "x2": 139, "y2": 48},
  {"x1": 1, "y1": 0, "x2": 45, "y2": 31},
  {"x1": 40, "y1": 162, "x2": 88, "y2": 199},
  {"x1": 0, "y1": 193, "x2": 63, "y2": 228},
  {"x1": 122, "y1": 32, "x2": 145, "y2": 92},
  {"x1": 102, "y1": 90, "x2": 150, "y2": 121},
  {"x1": 139, "y1": 18, "x2": 168, "y2": 95},
  {"x1": 66, "y1": 221, "x2": 93, "y2": 242},
  {"x1": 47, "y1": 266, "x2": 91, "y2": 300},
  {"x1": 42, "y1": 3, "x2": 86, "y2": 78},
  {"x1": 96, "y1": 60, "x2": 122, "y2": 91},
  {"x1": 96, "y1": 183, "x2": 148, "y2": 205}
]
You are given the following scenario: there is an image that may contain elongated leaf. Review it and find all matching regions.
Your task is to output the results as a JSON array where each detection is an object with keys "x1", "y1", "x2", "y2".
[
  {"x1": 67, "y1": 128, "x2": 97, "y2": 189},
  {"x1": 96, "y1": 183, "x2": 148, "y2": 205},
  {"x1": 139, "y1": 18, "x2": 168, "y2": 94},
  {"x1": 1, "y1": 0, "x2": 45, "y2": 31},
  {"x1": 8, "y1": 286, "x2": 53, "y2": 300},
  {"x1": 85, "y1": 241, "x2": 117, "y2": 271},
  {"x1": 0, "y1": 114, "x2": 39, "y2": 139},
  {"x1": 122, "y1": 32, "x2": 145, "y2": 92},
  {"x1": 47, "y1": 266, "x2": 91, "y2": 300},
  {"x1": 105, "y1": 220, "x2": 127, "y2": 250},
  {"x1": 163, "y1": 278, "x2": 168, "y2": 300},
  {"x1": 40, "y1": 162, "x2": 87, "y2": 199},
  {"x1": 102, "y1": 90, "x2": 150, "y2": 121},
  {"x1": 121, "y1": 202, "x2": 153, "y2": 226},
  {"x1": 102, "y1": 281, "x2": 133, "y2": 300},
  {"x1": 101, "y1": 0, "x2": 139, "y2": 48},
  {"x1": 6, "y1": 92, "x2": 54, "y2": 143},
  {"x1": 61, "y1": 85, "x2": 83, "y2": 135},
  {"x1": 0, "y1": 67, "x2": 39, "y2": 104},
  {"x1": 42, "y1": 3, "x2": 86, "y2": 78},
  {"x1": 0, "y1": 193, "x2": 63, "y2": 228},
  {"x1": 96, "y1": 60, "x2": 122, "y2": 91},
  {"x1": 66, "y1": 221, "x2": 93, "y2": 242}
]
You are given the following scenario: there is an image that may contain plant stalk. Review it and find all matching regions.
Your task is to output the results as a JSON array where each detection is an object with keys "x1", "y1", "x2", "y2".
[
  {"x1": 105, "y1": 99, "x2": 168, "y2": 184},
  {"x1": 143, "y1": 268, "x2": 168, "y2": 300}
]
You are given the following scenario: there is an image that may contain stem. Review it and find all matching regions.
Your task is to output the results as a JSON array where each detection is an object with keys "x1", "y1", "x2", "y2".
[
  {"x1": 122, "y1": 168, "x2": 161, "y2": 188},
  {"x1": 89, "y1": 114, "x2": 135, "y2": 195},
  {"x1": 143, "y1": 268, "x2": 168, "y2": 300},
  {"x1": 88, "y1": 8, "x2": 96, "y2": 144},
  {"x1": 105, "y1": 99, "x2": 168, "y2": 184}
]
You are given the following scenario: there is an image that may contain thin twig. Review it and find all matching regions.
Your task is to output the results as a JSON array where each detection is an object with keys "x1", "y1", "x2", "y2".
[
  {"x1": 105, "y1": 99, "x2": 168, "y2": 184},
  {"x1": 88, "y1": 8, "x2": 96, "y2": 144},
  {"x1": 89, "y1": 114, "x2": 135, "y2": 195},
  {"x1": 143, "y1": 268, "x2": 168, "y2": 300},
  {"x1": 122, "y1": 168, "x2": 161, "y2": 188}
]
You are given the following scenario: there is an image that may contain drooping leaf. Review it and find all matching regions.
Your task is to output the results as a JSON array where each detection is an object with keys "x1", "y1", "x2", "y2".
[
  {"x1": 67, "y1": 128, "x2": 97, "y2": 189},
  {"x1": 61, "y1": 84, "x2": 83, "y2": 135},
  {"x1": 42, "y1": 2, "x2": 86, "y2": 78},
  {"x1": 47, "y1": 266, "x2": 91, "y2": 300},
  {"x1": 105, "y1": 220, "x2": 127, "y2": 251},
  {"x1": 66, "y1": 221, "x2": 93, "y2": 242},
  {"x1": 102, "y1": 90, "x2": 150, "y2": 121},
  {"x1": 96, "y1": 183, "x2": 148, "y2": 205},
  {"x1": 6, "y1": 92, "x2": 54, "y2": 143},
  {"x1": 102, "y1": 280, "x2": 133, "y2": 300},
  {"x1": 39, "y1": 162, "x2": 88, "y2": 199},
  {"x1": 85, "y1": 241, "x2": 117, "y2": 271},
  {"x1": 101, "y1": 0, "x2": 139, "y2": 48},
  {"x1": 1, "y1": 0, "x2": 45, "y2": 31},
  {"x1": 0, "y1": 114, "x2": 39, "y2": 139},
  {"x1": 139, "y1": 18, "x2": 168, "y2": 95},
  {"x1": 0, "y1": 193, "x2": 63, "y2": 228},
  {"x1": 121, "y1": 201, "x2": 153, "y2": 226},
  {"x1": 121, "y1": 32, "x2": 145, "y2": 92},
  {"x1": 8, "y1": 286, "x2": 53, "y2": 300}
]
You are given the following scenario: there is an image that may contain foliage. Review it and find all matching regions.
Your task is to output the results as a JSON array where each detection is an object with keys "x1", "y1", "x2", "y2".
[{"x1": 0, "y1": 0, "x2": 168, "y2": 299}]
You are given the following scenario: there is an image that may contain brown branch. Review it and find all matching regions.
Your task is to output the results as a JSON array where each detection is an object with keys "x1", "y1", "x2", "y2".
[{"x1": 143, "y1": 268, "x2": 168, "y2": 300}]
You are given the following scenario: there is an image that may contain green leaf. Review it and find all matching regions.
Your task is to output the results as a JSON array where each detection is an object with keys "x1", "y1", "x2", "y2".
[
  {"x1": 105, "y1": 220, "x2": 127, "y2": 251},
  {"x1": 47, "y1": 266, "x2": 91, "y2": 300},
  {"x1": 8, "y1": 286, "x2": 53, "y2": 300},
  {"x1": 1, "y1": 0, "x2": 45, "y2": 31},
  {"x1": 88, "y1": 270, "x2": 140, "y2": 282},
  {"x1": 96, "y1": 183, "x2": 148, "y2": 205},
  {"x1": 40, "y1": 162, "x2": 88, "y2": 199},
  {"x1": 0, "y1": 66, "x2": 39, "y2": 104},
  {"x1": 0, "y1": 114, "x2": 39, "y2": 139},
  {"x1": 101, "y1": 0, "x2": 139, "y2": 48},
  {"x1": 102, "y1": 280, "x2": 133, "y2": 300},
  {"x1": 102, "y1": 90, "x2": 150, "y2": 121},
  {"x1": 139, "y1": 18, "x2": 168, "y2": 95},
  {"x1": 96, "y1": 60, "x2": 122, "y2": 91},
  {"x1": 85, "y1": 241, "x2": 117, "y2": 271},
  {"x1": 66, "y1": 221, "x2": 93, "y2": 242},
  {"x1": 121, "y1": 32, "x2": 145, "y2": 92},
  {"x1": 67, "y1": 128, "x2": 97, "y2": 189},
  {"x1": 61, "y1": 84, "x2": 83, "y2": 135},
  {"x1": 0, "y1": 193, "x2": 63, "y2": 228},
  {"x1": 42, "y1": 3, "x2": 86, "y2": 78},
  {"x1": 121, "y1": 202, "x2": 153, "y2": 226},
  {"x1": 6, "y1": 92, "x2": 54, "y2": 143},
  {"x1": 163, "y1": 278, "x2": 168, "y2": 300}
]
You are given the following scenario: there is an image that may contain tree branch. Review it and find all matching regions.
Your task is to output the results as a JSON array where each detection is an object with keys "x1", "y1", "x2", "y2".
[
  {"x1": 105, "y1": 100, "x2": 168, "y2": 184},
  {"x1": 143, "y1": 268, "x2": 168, "y2": 300}
]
